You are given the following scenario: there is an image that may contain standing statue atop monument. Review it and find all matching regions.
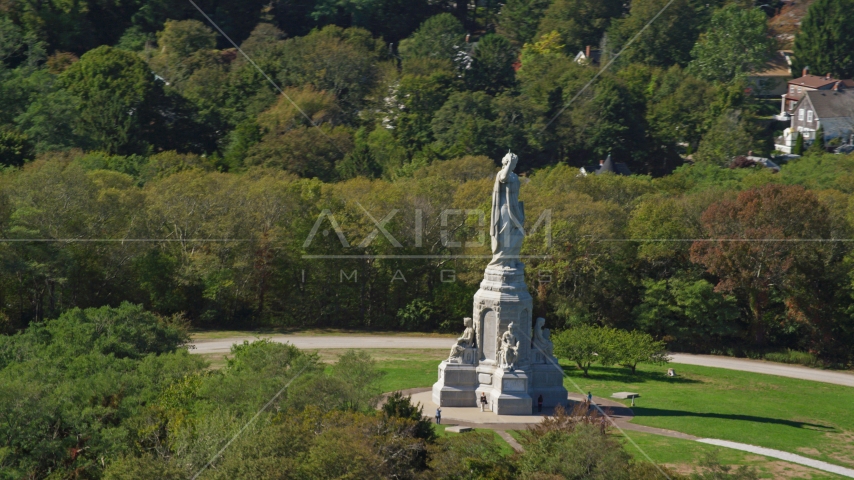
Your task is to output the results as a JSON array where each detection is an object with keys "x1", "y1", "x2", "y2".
[
  {"x1": 489, "y1": 152, "x2": 525, "y2": 269},
  {"x1": 499, "y1": 322, "x2": 520, "y2": 370},
  {"x1": 432, "y1": 150, "x2": 567, "y2": 414},
  {"x1": 448, "y1": 317, "x2": 477, "y2": 364},
  {"x1": 531, "y1": 317, "x2": 554, "y2": 363}
]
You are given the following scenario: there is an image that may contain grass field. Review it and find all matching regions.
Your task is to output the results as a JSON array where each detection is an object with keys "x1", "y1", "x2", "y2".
[
  {"x1": 499, "y1": 424, "x2": 844, "y2": 478},
  {"x1": 433, "y1": 424, "x2": 516, "y2": 456},
  {"x1": 624, "y1": 430, "x2": 845, "y2": 479},
  {"x1": 205, "y1": 344, "x2": 853, "y2": 478},
  {"x1": 564, "y1": 363, "x2": 854, "y2": 470},
  {"x1": 358, "y1": 349, "x2": 853, "y2": 477}
]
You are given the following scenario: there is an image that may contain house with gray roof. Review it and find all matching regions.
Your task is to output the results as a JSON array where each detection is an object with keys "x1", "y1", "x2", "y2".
[
  {"x1": 775, "y1": 83, "x2": 854, "y2": 153},
  {"x1": 578, "y1": 154, "x2": 632, "y2": 176}
]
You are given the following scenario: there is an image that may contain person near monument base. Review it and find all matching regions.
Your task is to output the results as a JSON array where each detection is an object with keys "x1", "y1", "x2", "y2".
[
  {"x1": 435, "y1": 408, "x2": 442, "y2": 424},
  {"x1": 480, "y1": 393, "x2": 488, "y2": 412},
  {"x1": 537, "y1": 394, "x2": 543, "y2": 413}
]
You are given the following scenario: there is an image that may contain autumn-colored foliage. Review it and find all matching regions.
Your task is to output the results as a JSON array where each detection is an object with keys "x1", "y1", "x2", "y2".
[{"x1": 690, "y1": 184, "x2": 833, "y2": 345}]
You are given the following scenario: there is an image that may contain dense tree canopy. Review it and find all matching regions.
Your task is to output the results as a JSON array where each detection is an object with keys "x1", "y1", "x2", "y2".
[
  {"x1": 0, "y1": 0, "x2": 851, "y2": 375},
  {"x1": 793, "y1": 0, "x2": 854, "y2": 79},
  {"x1": 689, "y1": 5, "x2": 774, "y2": 83},
  {"x1": 1, "y1": 3, "x2": 850, "y2": 477}
]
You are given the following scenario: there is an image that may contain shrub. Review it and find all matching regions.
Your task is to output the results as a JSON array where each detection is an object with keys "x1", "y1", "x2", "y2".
[{"x1": 764, "y1": 349, "x2": 820, "y2": 367}]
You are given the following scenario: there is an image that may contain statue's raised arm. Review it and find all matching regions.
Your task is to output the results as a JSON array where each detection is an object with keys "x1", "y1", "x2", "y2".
[{"x1": 489, "y1": 152, "x2": 525, "y2": 269}]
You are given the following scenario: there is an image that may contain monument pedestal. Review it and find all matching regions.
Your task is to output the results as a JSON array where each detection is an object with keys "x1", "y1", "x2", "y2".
[
  {"x1": 488, "y1": 368, "x2": 532, "y2": 414},
  {"x1": 529, "y1": 362, "x2": 568, "y2": 407},
  {"x1": 432, "y1": 361, "x2": 477, "y2": 407}
]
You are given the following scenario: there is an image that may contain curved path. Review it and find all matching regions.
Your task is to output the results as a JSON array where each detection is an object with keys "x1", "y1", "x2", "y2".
[{"x1": 190, "y1": 335, "x2": 854, "y2": 387}]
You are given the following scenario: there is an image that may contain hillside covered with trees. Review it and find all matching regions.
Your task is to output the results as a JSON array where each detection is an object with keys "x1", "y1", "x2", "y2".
[{"x1": 1, "y1": 0, "x2": 854, "y2": 367}]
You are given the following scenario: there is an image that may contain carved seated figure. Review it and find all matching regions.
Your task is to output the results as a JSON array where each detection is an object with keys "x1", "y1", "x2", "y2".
[
  {"x1": 448, "y1": 317, "x2": 477, "y2": 364},
  {"x1": 531, "y1": 317, "x2": 554, "y2": 364},
  {"x1": 498, "y1": 322, "x2": 519, "y2": 370}
]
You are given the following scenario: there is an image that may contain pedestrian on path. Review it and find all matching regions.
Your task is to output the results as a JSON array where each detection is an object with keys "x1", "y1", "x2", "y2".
[
  {"x1": 587, "y1": 391, "x2": 593, "y2": 405},
  {"x1": 537, "y1": 394, "x2": 543, "y2": 413},
  {"x1": 435, "y1": 408, "x2": 442, "y2": 424},
  {"x1": 480, "y1": 393, "x2": 488, "y2": 412}
]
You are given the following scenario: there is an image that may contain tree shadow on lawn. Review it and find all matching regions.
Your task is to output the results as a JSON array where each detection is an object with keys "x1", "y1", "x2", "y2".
[
  {"x1": 561, "y1": 366, "x2": 703, "y2": 385},
  {"x1": 631, "y1": 406, "x2": 837, "y2": 432}
]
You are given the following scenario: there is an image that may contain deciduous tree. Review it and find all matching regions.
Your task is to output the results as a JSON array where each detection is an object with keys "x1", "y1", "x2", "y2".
[
  {"x1": 59, "y1": 46, "x2": 161, "y2": 154},
  {"x1": 398, "y1": 13, "x2": 465, "y2": 63},
  {"x1": 689, "y1": 5, "x2": 774, "y2": 84},
  {"x1": 553, "y1": 325, "x2": 618, "y2": 376},
  {"x1": 690, "y1": 184, "x2": 834, "y2": 345},
  {"x1": 497, "y1": 0, "x2": 552, "y2": 48},
  {"x1": 536, "y1": 0, "x2": 624, "y2": 56}
]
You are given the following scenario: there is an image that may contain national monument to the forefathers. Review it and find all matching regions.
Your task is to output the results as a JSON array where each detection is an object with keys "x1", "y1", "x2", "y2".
[{"x1": 432, "y1": 152, "x2": 568, "y2": 415}]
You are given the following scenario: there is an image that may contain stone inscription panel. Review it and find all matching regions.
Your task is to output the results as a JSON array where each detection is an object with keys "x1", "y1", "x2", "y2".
[
  {"x1": 503, "y1": 378, "x2": 527, "y2": 392},
  {"x1": 483, "y1": 310, "x2": 497, "y2": 361}
]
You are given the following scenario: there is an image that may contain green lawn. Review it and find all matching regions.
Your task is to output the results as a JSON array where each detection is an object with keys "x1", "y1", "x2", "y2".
[
  {"x1": 625, "y1": 430, "x2": 845, "y2": 479},
  {"x1": 564, "y1": 363, "x2": 854, "y2": 470},
  {"x1": 501, "y1": 429, "x2": 844, "y2": 478},
  {"x1": 366, "y1": 352, "x2": 854, "y2": 473},
  {"x1": 433, "y1": 424, "x2": 516, "y2": 456}
]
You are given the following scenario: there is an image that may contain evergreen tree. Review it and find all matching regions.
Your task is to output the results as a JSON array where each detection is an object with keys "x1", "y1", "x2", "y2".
[
  {"x1": 497, "y1": 0, "x2": 552, "y2": 47},
  {"x1": 793, "y1": 0, "x2": 854, "y2": 79},
  {"x1": 398, "y1": 13, "x2": 466, "y2": 62},
  {"x1": 794, "y1": 132, "x2": 804, "y2": 155},
  {"x1": 807, "y1": 126, "x2": 825, "y2": 154},
  {"x1": 336, "y1": 128, "x2": 381, "y2": 179},
  {"x1": 0, "y1": 128, "x2": 33, "y2": 167},
  {"x1": 467, "y1": 33, "x2": 517, "y2": 94}
]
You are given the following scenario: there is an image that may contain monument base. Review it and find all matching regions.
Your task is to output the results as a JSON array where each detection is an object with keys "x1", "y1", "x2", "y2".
[
  {"x1": 475, "y1": 366, "x2": 532, "y2": 415},
  {"x1": 432, "y1": 361, "x2": 477, "y2": 407},
  {"x1": 529, "y1": 362, "x2": 569, "y2": 407}
]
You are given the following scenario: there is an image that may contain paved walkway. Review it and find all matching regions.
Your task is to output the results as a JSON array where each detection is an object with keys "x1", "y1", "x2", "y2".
[
  {"x1": 191, "y1": 335, "x2": 453, "y2": 354},
  {"x1": 697, "y1": 439, "x2": 854, "y2": 478},
  {"x1": 190, "y1": 334, "x2": 854, "y2": 387},
  {"x1": 670, "y1": 353, "x2": 854, "y2": 387},
  {"x1": 495, "y1": 431, "x2": 524, "y2": 452}
]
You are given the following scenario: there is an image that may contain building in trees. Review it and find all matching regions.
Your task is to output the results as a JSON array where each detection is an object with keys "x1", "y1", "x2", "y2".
[
  {"x1": 579, "y1": 154, "x2": 632, "y2": 176},
  {"x1": 573, "y1": 45, "x2": 601, "y2": 66},
  {"x1": 778, "y1": 68, "x2": 854, "y2": 116},
  {"x1": 775, "y1": 85, "x2": 854, "y2": 152},
  {"x1": 747, "y1": 50, "x2": 794, "y2": 97}
]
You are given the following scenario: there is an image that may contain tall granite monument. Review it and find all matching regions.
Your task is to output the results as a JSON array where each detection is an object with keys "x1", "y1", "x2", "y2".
[{"x1": 432, "y1": 152, "x2": 568, "y2": 414}]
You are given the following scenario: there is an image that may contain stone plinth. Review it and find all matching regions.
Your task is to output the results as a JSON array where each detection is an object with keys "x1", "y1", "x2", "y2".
[
  {"x1": 529, "y1": 362, "x2": 568, "y2": 407},
  {"x1": 432, "y1": 262, "x2": 568, "y2": 415},
  {"x1": 485, "y1": 368, "x2": 532, "y2": 415},
  {"x1": 432, "y1": 361, "x2": 477, "y2": 407},
  {"x1": 445, "y1": 426, "x2": 473, "y2": 433}
]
